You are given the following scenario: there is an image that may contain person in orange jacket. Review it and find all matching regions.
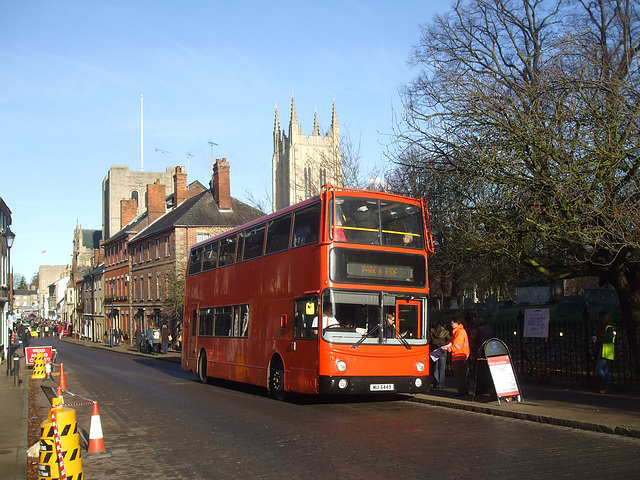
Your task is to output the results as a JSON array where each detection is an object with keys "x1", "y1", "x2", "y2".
[{"x1": 443, "y1": 318, "x2": 470, "y2": 396}]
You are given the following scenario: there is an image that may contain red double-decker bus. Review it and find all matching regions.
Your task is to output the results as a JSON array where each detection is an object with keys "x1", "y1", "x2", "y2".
[{"x1": 182, "y1": 185, "x2": 434, "y2": 398}]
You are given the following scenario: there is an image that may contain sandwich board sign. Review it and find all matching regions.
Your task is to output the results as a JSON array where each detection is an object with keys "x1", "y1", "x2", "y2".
[{"x1": 476, "y1": 338, "x2": 522, "y2": 405}]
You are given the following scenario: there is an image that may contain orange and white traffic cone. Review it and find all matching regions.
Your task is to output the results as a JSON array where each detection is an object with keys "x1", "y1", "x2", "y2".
[
  {"x1": 87, "y1": 401, "x2": 108, "y2": 455},
  {"x1": 58, "y1": 363, "x2": 67, "y2": 390}
]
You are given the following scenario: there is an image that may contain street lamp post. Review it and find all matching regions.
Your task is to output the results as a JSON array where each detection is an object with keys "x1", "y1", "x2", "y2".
[{"x1": 3, "y1": 226, "x2": 15, "y2": 376}]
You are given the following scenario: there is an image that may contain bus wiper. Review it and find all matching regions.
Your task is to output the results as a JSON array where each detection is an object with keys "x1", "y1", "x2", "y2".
[
  {"x1": 397, "y1": 331, "x2": 412, "y2": 350},
  {"x1": 351, "y1": 324, "x2": 380, "y2": 349}
]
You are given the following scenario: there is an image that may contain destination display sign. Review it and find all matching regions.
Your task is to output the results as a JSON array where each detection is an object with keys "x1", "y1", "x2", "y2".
[
  {"x1": 330, "y1": 248, "x2": 426, "y2": 287},
  {"x1": 347, "y1": 262, "x2": 414, "y2": 282}
]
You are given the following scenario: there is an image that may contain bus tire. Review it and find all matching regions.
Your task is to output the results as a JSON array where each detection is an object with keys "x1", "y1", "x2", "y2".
[
  {"x1": 197, "y1": 351, "x2": 208, "y2": 384},
  {"x1": 268, "y1": 364, "x2": 287, "y2": 401}
]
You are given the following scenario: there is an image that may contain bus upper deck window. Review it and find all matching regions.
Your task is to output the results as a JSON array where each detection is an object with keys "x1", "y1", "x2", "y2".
[{"x1": 291, "y1": 204, "x2": 320, "y2": 248}]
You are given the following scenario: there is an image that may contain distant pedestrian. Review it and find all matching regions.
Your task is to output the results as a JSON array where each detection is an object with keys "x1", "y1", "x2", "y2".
[
  {"x1": 135, "y1": 328, "x2": 144, "y2": 352},
  {"x1": 161, "y1": 324, "x2": 170, "y2": 354},
  {"x1": 146, "y1": 326, "x2": 155, "y2": 354},
  {"x1": 593, "y1": 311, "x2": 615, "y2": 394},
  {"x1": 443, "y1": 318, "x2": 470, "y2": 396},
  {"x1": 429, "y1": 321, "x2": 451, "y2": 389}
]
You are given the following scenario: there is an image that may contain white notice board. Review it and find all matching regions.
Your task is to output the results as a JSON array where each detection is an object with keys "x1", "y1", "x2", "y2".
[
  {"x1": 487, "y1": 355, "x2": 520, "y2": 398},
  {"x1": 524, "y1": 308, "x2": 550, "y2": 338}
]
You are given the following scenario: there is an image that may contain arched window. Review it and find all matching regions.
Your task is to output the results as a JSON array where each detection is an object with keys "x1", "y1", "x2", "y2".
[{"x1": 131, "y1": 191, "x2": 139, "y2": 204}]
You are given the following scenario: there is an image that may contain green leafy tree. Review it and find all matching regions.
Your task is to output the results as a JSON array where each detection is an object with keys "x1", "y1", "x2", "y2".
[{"x1": 394, "y1": 0, "x2": 640, "y2": 359}]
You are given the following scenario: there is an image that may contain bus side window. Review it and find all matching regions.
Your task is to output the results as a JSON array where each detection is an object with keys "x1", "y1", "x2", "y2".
[
  {"x1": 242, "y1": 224, "x2": 266, "y2": 261},
  {"x1": 202, "y1": 241, "x2": 218, "y2": 271},
  {"x1": 188, "y1": 247, "x2": 203, "y2": 275},
  {"x1": 292, "y1": 204, "x2": 320, "y2": 247},
  {"x1": 191, "y1": 309, "x2": 198, "y2": 337},
  {"x1": 265, "y1": 214, "x2": 291, "y2": 254},
  {"x1": 218, "y1": 236, "x2": 236, "y2": 267},
  {"x1": 294, "y1": 298, "x2": 318, "y2": 338}
]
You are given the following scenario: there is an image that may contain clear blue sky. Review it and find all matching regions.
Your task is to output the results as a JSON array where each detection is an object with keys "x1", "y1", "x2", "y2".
[{"x1": 0, "y1": 0, "x2": 447, "y2": 282}]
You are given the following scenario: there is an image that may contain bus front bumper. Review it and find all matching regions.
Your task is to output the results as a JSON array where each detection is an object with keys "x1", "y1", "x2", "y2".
[{"x1": 318, "y1": 375, "x2": 430, "y2": 395}]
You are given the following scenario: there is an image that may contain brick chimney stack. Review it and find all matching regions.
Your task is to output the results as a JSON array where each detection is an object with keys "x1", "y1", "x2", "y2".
[
  {"x1": 120, "y1": 198, "x2": 138, "y2": 228},
  {"x1": 173, "y1": 165, "x2": 187, "y2": 206},
  {"x1": 211, "y1": 158, "x2": 231, "y2": 210},
  {"x1": 146, "y1": 180, "x2": 166, "y2": 223}
]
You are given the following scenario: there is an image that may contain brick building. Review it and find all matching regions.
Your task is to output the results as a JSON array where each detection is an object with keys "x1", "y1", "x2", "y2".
[{"x1": 103, "y1": 159, "x2": 262, "y2": 343}]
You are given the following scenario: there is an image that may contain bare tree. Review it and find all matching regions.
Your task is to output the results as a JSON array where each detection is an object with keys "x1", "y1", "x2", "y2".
[{"x1": 394, "y1": 0, "x2": 640, "y2": 359}]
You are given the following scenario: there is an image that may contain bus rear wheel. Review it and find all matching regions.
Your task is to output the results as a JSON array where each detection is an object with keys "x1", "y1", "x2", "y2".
[
  {"x1": 268, "y1": 366, "x2": 287, "y2": 401},
  {"x1": 197, "y1": 352, "x2": 208, "y2": 384}
]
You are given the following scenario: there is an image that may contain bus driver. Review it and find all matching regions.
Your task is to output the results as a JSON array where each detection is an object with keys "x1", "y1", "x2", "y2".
[{"x1": 312, "y1": 305, "x2": 340, "y2": 333}]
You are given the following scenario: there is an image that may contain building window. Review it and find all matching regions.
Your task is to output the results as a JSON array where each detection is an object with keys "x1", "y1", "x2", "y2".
[
  {"x1": 197, "y1": 232, "x2": 209, "y2": 243},
  {"x1": 304, "y1": 165, "x2": 312, "y2": 198},
  {"x1": 165, "y1": 235, "x2": 170, "y2": 256},
  {"x1": 156, "y1": 239, "x2": 160, "y2": 259}
]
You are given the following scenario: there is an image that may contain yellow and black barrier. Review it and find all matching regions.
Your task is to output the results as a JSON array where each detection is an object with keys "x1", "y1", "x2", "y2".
[
  {"x1": 38, "y1": 397, "x2": 84, "y2": 480},
  {"x1": 31, "y1": 351, "x2": 46, "y2": 380}
]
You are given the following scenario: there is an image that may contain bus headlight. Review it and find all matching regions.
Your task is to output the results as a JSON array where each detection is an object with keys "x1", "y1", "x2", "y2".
[
  {"x1": 416, "y1": 361, "x2": 425, "y2": 372},
  {"x1": 415, "y1": 378, "x2": 423, "y2": 388},
  {"x1": 336, "y1": 360, "x2": 347, "y2": 372},
  {"x1": 338, "y1": 378, "x2": 348, "y2": 389}
]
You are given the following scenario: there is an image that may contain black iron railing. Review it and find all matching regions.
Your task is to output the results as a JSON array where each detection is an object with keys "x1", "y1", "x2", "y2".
[{"x1": 482, "y1": 321, "x2": 640, "y2": 388}]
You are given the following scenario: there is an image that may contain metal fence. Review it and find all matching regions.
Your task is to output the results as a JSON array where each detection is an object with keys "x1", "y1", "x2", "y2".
[{"x1": 480, "y1": 320, "x2": 640, "y2": 389}]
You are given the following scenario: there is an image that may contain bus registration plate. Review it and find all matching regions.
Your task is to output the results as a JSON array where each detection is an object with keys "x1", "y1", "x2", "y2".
[{"x1": 370, "y1": 383, "x2": 394, "y2": 391}]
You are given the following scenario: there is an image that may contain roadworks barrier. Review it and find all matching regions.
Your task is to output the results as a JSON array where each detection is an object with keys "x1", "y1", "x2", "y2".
[
  {"x1": 31, "y1": 352, "x2": 46, "y2": 380},
  {"x1": 38, "y1": 397, "x2": 84, "y2": 480}
]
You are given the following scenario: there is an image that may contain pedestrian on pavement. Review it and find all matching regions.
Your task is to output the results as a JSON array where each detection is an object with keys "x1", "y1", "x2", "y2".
[
  {"x1": 428, "y1": 320, "x2": 451, "y2": 389},
  {"x1": 468, "y1": 312, "x2": 494, "y2": 394},
  {"x1": 443, "y1": 317, "x2": 470, "y2": 396},
  {"x1": 593, "y1": 311, "x2": 616, "y2": 393},
  {"x1": 135, "y1": 328, "x2": 144, "y2": 352},
  {"x1": 115, "y1": 327, "x2": 122, "y2": 347},
  {"x1": 161, "y1": 324, "x2": 170, "y2": 354},
  {"x1": 146, "y1": 326, "x2": 155, "y2": 355},
  {"x1": 108, "y1": 327, "x2": 114, "y2": 348}
]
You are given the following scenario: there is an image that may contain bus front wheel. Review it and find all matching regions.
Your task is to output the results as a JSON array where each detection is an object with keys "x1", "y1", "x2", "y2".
[
  {"x1": 268, "y1": 365, "x2": 287, "y2": 401},
  {"x1": 197, "y1": 352, "x2": 208, "y2": 384}
]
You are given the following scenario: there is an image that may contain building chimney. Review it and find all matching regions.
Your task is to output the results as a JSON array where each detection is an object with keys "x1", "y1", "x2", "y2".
[
  {"x1": 211, "y1": 158, "x2": 231, "y2": 210},
  {"x1": 173, "y1": 165, "x2": 187, "y2": 207},
  {"x1": 120, "y1": 198, "x2": 138, "y2": 228},
  {"x1": 146, "y1": 180, "x2": 166, "y2": 223}
]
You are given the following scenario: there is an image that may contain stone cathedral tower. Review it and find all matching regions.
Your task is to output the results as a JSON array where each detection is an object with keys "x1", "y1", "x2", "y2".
[{"x1": 272, "y1": 97, "x2": 342, "y2": 211}]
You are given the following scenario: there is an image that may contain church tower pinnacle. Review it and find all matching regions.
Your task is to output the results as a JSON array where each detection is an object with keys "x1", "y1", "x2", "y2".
[{"x1": 272, "y1": 96, "x2": 342, "y2": 211}]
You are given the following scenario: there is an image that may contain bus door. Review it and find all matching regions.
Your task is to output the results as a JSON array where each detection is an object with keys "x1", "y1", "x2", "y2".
[
  {"x1": 396, "y1": 298, "x2": 423, "y2": 340},
  {"x1": 186, "y1": 304, "x2": 199, "y2": 368},
  {"x1": 287, "y1": 297, "x2": 320, "y2": 394}
]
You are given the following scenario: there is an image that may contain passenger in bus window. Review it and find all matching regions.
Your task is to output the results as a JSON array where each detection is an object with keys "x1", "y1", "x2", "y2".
[
  {"x1": 293, "y1": 225, "x2": 311, "y2": 246},
  {"x1": 384, "y1": 312, "x2": 397, "y2": 338}
]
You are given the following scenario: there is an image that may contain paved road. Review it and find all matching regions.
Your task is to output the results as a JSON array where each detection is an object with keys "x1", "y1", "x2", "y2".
[{"x1": 33, "y1": 339, "x2": 640, "y2": 479}]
